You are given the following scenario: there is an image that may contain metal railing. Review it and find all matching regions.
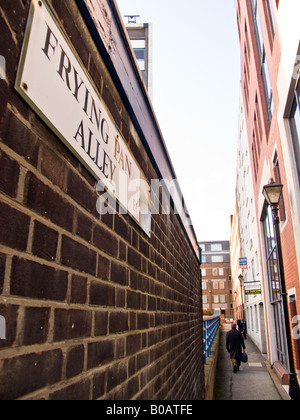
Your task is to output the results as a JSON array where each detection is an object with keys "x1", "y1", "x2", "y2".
[{"x1": 203, "y1": 316, "x2": 220, "y2": 364}]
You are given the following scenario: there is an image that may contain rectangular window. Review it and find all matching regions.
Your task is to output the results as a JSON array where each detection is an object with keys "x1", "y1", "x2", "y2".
[
  {"x1": 250, "y1": 0, "x2": 274, "y2": 127},
  {"x1": 289, "y1": 80, "x2": 300, "y2": 184},
  {"x1": 211, "y1": 243, "x2": 222, "y2": 252},
  {"x1": 212, "y1": 256, "x2": 223, "y2": 263},
  {"x1": 264, "y1": 0, "x2": 276, "y2": 44},
  {"x1": 263, "y1": 205, "x2": 289, "y2": 369}
]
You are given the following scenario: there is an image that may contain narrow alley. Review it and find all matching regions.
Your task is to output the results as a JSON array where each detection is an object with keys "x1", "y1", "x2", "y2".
[{"x1": 214, "y1": 324, "x2": 285, "y2": 401}]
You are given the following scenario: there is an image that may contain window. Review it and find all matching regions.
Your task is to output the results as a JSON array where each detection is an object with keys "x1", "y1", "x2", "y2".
[
  {"x1": 213, "y1": 296, "x2": 219, "y2": 304},
  {"x1": 289, "y1": 80, "x2": 300, "y2": 184},
  {"x1": 220, "y1": 296, "x2": 226, "y2": 304},
  {"x1": 273, "y1": 152, "x2": 286, "y2": 221},
  {"x1": 202, "y1": 268, "x2": 206, "y2": 277},
  {"x1": 203, "y1": 295, "x2": 208, "y2": 304},
  {"x1": 212, "y1": 268, "x2": 218, "y2": 276},
  {"x1": 202, "y1": 282, "x2": 207, "y2": 290},
  {"x1": 213, "y1": 282, "x2": 219, "y2": 290},
  {"x1": 212, "y1": 256, "x2": 223, "y2": 263},
  {"x1": 264, "y1": 0, "x2": 276, "y2": 44},
  {"x1": 219, "y1": 268, "x2": 224, "y2": 276},
  {"x1": 211, "y1": 243, "x2": 222, "y2": 252},
  {"x1": 251, "y1": 0, "x2": 274, "y2": 126},
  {"x1": 263, "y1": 205, "x2": 289, "y2": 368}
]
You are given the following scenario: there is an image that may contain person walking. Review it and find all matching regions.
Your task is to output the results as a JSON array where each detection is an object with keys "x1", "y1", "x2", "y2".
[{"x1": 226, "y1": 323, "x2": 246, "y2": 373}]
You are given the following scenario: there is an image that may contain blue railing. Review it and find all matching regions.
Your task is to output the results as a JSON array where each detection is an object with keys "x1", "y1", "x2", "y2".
[{"x1": 203, "y1": 316, "x2": 220, "y2": 364}]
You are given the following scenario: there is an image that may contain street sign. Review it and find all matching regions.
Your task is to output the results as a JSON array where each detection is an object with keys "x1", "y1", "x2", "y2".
[
  {"x1": 244, "y1": 281, "x2": 262, "y2": 295},
  {"x1": 239, "y1": 257, "x2": 248, "y2": 269}
]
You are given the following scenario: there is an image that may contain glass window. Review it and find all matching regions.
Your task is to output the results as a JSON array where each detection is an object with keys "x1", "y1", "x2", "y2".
[
  {"x1": 263, "y1": 205, "x2": 289, "y2": 368},
  {"x1": 289, "y1": 80, "x2": 300, "y2": 184},
  {"x1": 212, "y1": 256, "x2": 223, "y2": 263},
  {"x1": 211, "y1": 243, "x2": 222, "y2": 251}
]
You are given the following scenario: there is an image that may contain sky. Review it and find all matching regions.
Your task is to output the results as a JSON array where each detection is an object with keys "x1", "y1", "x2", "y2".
[{"x1": 117, "y1": 0, "x2": 241, "y2": 242}]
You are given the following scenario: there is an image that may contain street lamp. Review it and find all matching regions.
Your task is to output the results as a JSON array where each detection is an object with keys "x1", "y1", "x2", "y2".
[
  {"x1": 238, "y1": 274, "x2": 245, "y2": 322},
  {"x1": 262, "y1": 178, "x2": 299, "y2": 400}
]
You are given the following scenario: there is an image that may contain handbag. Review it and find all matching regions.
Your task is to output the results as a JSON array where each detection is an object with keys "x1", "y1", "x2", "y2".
[{"x1": 241, "y1": 351, "x2": 248, "y2": 363}]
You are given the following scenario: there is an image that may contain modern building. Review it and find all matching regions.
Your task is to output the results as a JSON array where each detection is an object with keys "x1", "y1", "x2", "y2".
[
  {"x1": 200, "y1": 241, "x2": 233, "y2": 320},
  {"x1": 125, "y1": 17, "x2": 153, "y2": 100},
  {"x1": 235, "y1": 0, "x2": 300, "y2": 384}
]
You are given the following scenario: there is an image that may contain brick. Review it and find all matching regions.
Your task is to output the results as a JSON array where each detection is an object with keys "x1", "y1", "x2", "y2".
[
  {"x1": 67, "y1": 170, "x2": 98, "y2": 216},
  {"x1": 0, "y1": 150, "x2": 19, "y2": 199},
  {"x1": 87, "y1": 340, "x2": 115, "y2": 370},
  {"x1": 0, "y1": 350, "x2": 63, "y2": 400},
  {"x1": 22, "y1": 307, "x2": 50, "y2": 346},
  {"x1": 0, "y1": 252, "x2": 5, "y2": 294},
  {"x1": 0, "y1": 304, "x2": 19, "y2": 349},
  {"x1": 49, "y1": 379, "x2": 91, "y2": 401},
  {"x1": 75, "y1": 211, "x2": 93, "y2": 243},
  {"x1": 0, "y1": 201, "x2": 30, "y2": 251},
  {"x1": 106, "y1": 362, "x2": 127, "y2": 393},
  {"x1": 11, "y1": 257, "x2": 68, "y2": 302},
  {"x1": 97, "y1": 254, "x2": 110, "y2": 281},
  {"x1": 0, "y1": 80, "x2": 8, "y2": 121},
  {"x1": 53, "y1": 309, "x2": 92, "y2": 342},
  {"x1": 0, "y1": 112, "x2": 39, "y2": 167},
  {"x1": 114, "y1": 214, "x2": 130, "y2": 242},
  {"x1": 61, "y1": 235, "x2": 97, "y2": 276},
  {"x1": 66, "y1": 345, "x2": 85, "y2": 379},
  {"x1": 32, "y1": 221, "x2": 59, "y2": 262},
  {"x1": 70, "y1": 274, "x2": 87, "y2": 304},
  {"x1": 111, "y1": 261, "x2": 128, "y2": 286},
  {"x1": 94, "y1": 311, "x2": 108, "y2": 336},
  {"x1": 93, "y1": 225, "x2": 118, "y2": 258},
  {"x1": 40, "y1": 145, "x2": 68, "y2": 191},
  {"x1": 126, "y1": 334, "x2": 142, "y2": 356},
  {"x1": 109, "y1": 312, "x2": 128, "y2": 334},
  {"x1": 25, "y1": 173, "x2": 74, "y2": 232},
  {"x1": 90, "y1": 281, "x2": 115, "y2": 307},
  {"x1": 128, "y1": 247, "x2": 142, "y2": 270},
  {"x1": 50, "y1": 379, "x2": 91, "y2": 401},
  {"x1": 92, "y1": 371, "x2": 105, "y2": 400}
]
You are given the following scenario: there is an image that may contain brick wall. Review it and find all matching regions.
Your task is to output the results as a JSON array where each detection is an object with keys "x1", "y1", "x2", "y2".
[{"x1": 0, "y1": 0, "x2": 203, "y2": 400}]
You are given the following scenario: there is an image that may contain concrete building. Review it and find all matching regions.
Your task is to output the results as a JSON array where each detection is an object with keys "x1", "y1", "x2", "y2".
[
  {"x1": 0, "y1": 0, "x2": 203, "y2": 400},
  {"x1": 235, "y1": 0, "x2": 300, "y2": 382},
  {"x1": 125, "y1": 18, "x2": 153, "y2": 100},
  {"x1": 200, "y1": 241, "x2": 233, "y2": 321}
]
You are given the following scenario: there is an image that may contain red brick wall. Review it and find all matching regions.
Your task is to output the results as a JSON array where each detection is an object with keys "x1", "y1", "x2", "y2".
[{"x1": 0, "y1": 0, "x2": 203, "y2": 400}]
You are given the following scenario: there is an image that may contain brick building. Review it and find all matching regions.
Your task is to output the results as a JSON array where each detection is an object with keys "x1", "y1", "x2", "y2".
[
  {"x1": 235, "y1": 0, "x2": 300, "y2": 382},
  {"x1": 0, "y1": 0, "x2": 203, "y2": 400},
  {"x1": 200, "y1": 241, "x2": 233, "y2": 320}
]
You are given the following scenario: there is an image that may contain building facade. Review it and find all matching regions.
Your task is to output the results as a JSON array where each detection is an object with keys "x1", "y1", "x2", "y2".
[
  {"x1": 236, "y1": 0, "x2": 300, "y2": 380},
  {"x1": 126, "y1": 19, "x2": 153, "y2": 100},
  {"x1": 200, "y1": 241, "x2": 233, "y2": 320},
  {"x1": 232, "y1": 93, "x2": 267, "y2": 353},
  {"x1": 0, "y1": 0, "x2": 204, "y2": 400}
]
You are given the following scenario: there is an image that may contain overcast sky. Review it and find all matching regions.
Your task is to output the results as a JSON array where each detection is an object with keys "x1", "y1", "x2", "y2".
[{"x1": 117, "y1": 0, "x2": 241, "y2": 242}]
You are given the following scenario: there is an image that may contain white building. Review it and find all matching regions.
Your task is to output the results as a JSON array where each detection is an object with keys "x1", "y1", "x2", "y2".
[{"x1": 235, "y1": 94, "x2": 268, "y2": 354}]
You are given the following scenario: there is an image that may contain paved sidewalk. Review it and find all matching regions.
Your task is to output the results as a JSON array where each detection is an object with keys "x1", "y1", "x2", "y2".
[{"x1": 214, "y1": 324, "x2": 283, "y2": 400}]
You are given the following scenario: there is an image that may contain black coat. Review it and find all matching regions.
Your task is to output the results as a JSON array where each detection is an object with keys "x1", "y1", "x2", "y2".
[{"x1": 226, "y1": 329, "x2": 246, "y2": 360}]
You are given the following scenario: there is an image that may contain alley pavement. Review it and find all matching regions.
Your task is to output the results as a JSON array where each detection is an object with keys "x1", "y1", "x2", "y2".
[{"x1": 214, "y1": 324, "x2": 283, "y2": 400}]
